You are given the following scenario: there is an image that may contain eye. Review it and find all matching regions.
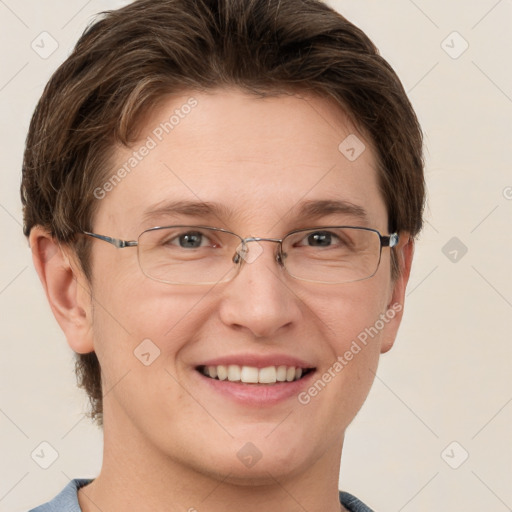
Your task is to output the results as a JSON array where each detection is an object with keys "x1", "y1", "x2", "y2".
[
  {"x1": 165, "y1": 230, "x2": 213, "y2": 249},
  {"x1": 179, "y1": 231, "x2": 204, "y2": 248},
  {"x1": 299, "y1": 231, "x2": 343, "y2": 247}
]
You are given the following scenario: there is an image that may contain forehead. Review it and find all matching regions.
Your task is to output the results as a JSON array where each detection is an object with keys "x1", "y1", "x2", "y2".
[{"x1": 96, "y1": 88, "x2": 387, "y2": 235}]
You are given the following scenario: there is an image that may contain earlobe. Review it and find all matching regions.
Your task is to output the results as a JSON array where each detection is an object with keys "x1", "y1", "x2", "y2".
[
  {"x1": 29, "y1": 227, "x2": 94, "y2": 354},
  {"x1": 380, "y1": 235, "x2": 415, "y2": 354}
]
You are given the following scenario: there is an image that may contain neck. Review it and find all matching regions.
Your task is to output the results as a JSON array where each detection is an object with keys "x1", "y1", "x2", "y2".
[{"x1": 79, "y1": 408, "x2": 347, "y2": 512}]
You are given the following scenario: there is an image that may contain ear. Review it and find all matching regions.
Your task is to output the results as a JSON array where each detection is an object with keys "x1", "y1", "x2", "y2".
[
  {"x1": 29, "y1": 226, "x2": 94, "y2": 354},
  {"x1": 380, "y1": 234, "x2": 414, "y2": 354}
]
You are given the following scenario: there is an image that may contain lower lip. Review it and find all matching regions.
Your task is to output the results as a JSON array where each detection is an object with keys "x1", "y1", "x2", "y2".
[{"x1": 194, "y1": 370, "x2": 316, "y2": 406}]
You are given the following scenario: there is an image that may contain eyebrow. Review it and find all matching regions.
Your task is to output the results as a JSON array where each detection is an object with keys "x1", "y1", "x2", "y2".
[
  {"x1": 141, "y1": 200, "x2": 231, "y2": 225},
  {"x1": 141, "y1": 199, "x2": 369, "y2": 226},
  {"x1": 296, "y1": 199, "x2": 369, "y2": 223}
]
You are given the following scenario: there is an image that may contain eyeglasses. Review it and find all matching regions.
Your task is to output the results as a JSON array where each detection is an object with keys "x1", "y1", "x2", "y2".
[{"x1": 82, "y1": 225, "x2": 399, "y2": 285}]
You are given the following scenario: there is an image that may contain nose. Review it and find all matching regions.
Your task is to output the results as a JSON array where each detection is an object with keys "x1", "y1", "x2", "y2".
[{"x1": 218, "y1": 241, "x2": 302, "y2": 338}]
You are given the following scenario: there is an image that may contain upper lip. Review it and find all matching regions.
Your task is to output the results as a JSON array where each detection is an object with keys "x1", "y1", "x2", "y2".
[{"x1": 196, "y1": 354, "x2": 316, "y2": 369}]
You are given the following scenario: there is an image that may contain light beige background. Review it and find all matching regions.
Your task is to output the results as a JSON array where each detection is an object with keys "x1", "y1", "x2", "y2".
[{"x1": 1, "y1": 1, "x2": 511, "y2": 511}]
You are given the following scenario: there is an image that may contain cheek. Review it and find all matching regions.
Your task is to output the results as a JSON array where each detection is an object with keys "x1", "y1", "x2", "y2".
[
  {"x1": 301, "y1": 279, "x2": 392, "y2": 397},
  {"x1": 90, "y1": 271, "x2": 217, "y2": 380},
  {"x1": 291, "y1": 285, "x2": 392, "y2": 437},
  {"x1": 305, "y1": 277, "x2": 391, "y2": 353}
]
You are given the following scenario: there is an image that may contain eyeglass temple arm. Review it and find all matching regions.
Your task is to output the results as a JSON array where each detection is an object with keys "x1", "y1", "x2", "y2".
[
  {"x1": 381, "y1": 233, "x2": 399, "y2": 248},
  {"x1": 83, "y1": 231, "x2": 138, "y2": 249}
]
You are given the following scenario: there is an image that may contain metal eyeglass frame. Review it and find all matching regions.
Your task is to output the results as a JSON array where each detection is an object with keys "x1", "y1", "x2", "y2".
[{"x1": 82, "y1": 226, "x2": 399, "y2": 284}]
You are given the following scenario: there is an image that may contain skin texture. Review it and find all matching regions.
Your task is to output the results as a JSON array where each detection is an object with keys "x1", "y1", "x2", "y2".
[{"x1": 30, "y1": 89, "x2": 413, "y2": 512}]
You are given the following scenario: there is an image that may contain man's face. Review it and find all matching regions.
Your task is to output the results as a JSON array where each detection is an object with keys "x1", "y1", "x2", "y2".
[{"x1": 83, "y1": 89, "x2": 406, "y2": 482}]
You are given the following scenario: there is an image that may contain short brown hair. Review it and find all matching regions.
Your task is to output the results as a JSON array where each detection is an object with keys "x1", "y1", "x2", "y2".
[{"x1": 21, "y1": 0, "x2": 425, "y2": 425}]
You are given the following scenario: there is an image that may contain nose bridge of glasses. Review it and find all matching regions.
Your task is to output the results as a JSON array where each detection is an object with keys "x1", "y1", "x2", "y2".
[
  {"x1": 242, "y1": 236, "x2": 282, "y2": 244},
  {"x1": 233, "y1": 236, "x2": 284, "y2": 265}
]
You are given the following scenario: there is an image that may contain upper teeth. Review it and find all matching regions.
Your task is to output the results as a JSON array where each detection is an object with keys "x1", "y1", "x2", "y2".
[{"x1": 202, "y1": 365, "x2": 305, "y2": 384}]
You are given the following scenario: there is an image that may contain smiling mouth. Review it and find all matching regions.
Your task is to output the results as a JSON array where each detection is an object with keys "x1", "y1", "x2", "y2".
[{"x1": 196, "y1": 365, "x2": 315, "y2": 384}]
